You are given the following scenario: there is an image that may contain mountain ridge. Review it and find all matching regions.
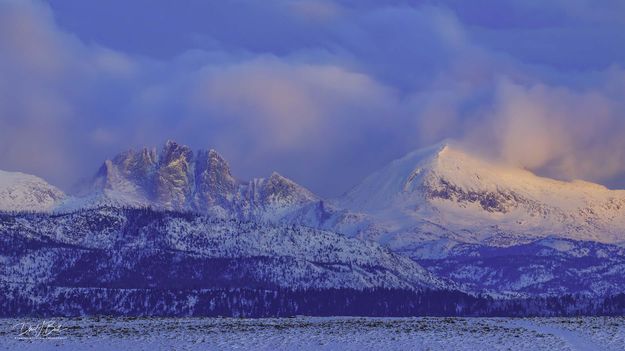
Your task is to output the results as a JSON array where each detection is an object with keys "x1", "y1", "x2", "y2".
[
  {"x1": 1, "y1": 140, "x2": 625, "y2": 299},
  {"x1": 338, "y1": 141, "x2": 625, "y2": 253},
  {"x1": 0, "y1": 206, "x2": 447, "y2": 291},
  {"x1": 2, "y1": 140, "x2": 625, "y2": 251},
  {"x1": 60, "y1": 141, "x2": 321, "y2": 223}
]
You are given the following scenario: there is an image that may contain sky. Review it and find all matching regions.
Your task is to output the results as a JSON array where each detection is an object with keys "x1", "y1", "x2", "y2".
[{"x1": 1, "y1": 0, "x2": 625, "y2": 196}]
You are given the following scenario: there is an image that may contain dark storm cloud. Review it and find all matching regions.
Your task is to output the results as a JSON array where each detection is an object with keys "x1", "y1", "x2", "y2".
[{"x1": 1, "y1": 0, "x2": 625, "y2": 195}]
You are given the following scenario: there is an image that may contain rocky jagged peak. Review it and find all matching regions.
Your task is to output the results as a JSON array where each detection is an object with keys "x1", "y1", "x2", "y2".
[
  {"x1": 155, "y1": 141, "x2": 195, "y2": 210},
  {"x1": 199, "y1": 149, "x2": 231, "y2": 173},
  {"x1": 111, "y1": 148, "x2": 157, "y2": 174},
  {"x1": 98, "y1": 160, "x2": 115, "y2": 185},
  {"x1": 92, "y1": 147, "x2": 159, "y2": 197},
  {"x1": 269, "y1": 171, "x2": 285, "y2": 181},
  {"x1": 81, "y1": 140, "x2": 323, "y2": 217},
  {"x1": 139, "y1": 147, "x2": 158, "y2": 165},
  {"x1": 160, "y1": 140, "x2": 193, "y2": 166},
  {"x1": 266, "y1": 171, "x2": 295, "y2": 190},
  {"x1": 261, "y1": 171, "x2": 318, "y2": 205},
  {"x1": 207, "y1": 148, "x2": 222, "y2": 158},
  {"x1": 193, "y1": 148, "x2": 237, "y2": 210},
  {"x1": 197, "y1": 149, "x2": 232, "y2": 178}
]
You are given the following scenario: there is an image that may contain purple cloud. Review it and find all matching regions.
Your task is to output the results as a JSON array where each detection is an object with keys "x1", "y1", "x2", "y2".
[{"x1": 0, "y1": 0, "x2": 624, "y2": 196}]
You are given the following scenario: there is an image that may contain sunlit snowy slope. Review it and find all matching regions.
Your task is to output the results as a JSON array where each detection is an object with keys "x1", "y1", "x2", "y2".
[
  {"x1": 340, "y1": 142, "x2": 625, "y2": 255},
  {"x1": 0, "y1": 170, "x2": 65, "y2": 212}
]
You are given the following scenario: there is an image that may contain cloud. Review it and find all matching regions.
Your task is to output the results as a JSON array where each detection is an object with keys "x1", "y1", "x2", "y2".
[
  {"x1": 0, "y1": 1, "x2": 78, "y2": 180},
  {"x1": 0, "y1": 0, "x2": 140, "y2": 187},
  {"x1": 410, "y1": 75, "x2": 625, "y2": 188},
  {"x1": 1, "y1": 0, "x2": 625, "y2": 195},
  {"x1": 479, "y1": 79, "x2": 625, "y2": 186},
  {"x1": 289, "y1": 0, "x2": 342, "y2": 22},
  {"x1": 190, "y1": 58, "x2": 395, "y2": 149}
]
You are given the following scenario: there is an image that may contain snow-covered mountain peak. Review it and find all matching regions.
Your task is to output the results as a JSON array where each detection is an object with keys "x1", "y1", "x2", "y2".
[
  {"x1": 68, "y1": 141, "x2": 322, "y2": 219},
  {"x1": 343, "y1": 140, "x2": 622, "y2": 210},
  {"x1": 340, "y1": 140, "x2": 625, "y2": 246},
  {"x1": 340, "y1": 141, "x2": 475, "y2": 210},
  {"x1": 0, "y1": 170, "x2": 65, "y2": 212}
]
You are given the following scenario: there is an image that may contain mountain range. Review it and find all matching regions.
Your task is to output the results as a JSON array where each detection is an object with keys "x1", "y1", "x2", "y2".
[
  {"x1": 1, "y1": 140, "x2": 624, "y2": 307},
  {"x1": 7, "y1": 140, "x2": 625, "y2": 246}
]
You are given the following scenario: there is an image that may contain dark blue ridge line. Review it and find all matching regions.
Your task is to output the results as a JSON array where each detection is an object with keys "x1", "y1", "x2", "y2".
[{"x1": 0, "y1": 284, "x2": 624, "y2": 318}]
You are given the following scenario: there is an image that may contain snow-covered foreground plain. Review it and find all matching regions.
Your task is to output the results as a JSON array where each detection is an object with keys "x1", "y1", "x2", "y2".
[{"x1": 0, "y1": 317, "x2": 623, "y2": 351}]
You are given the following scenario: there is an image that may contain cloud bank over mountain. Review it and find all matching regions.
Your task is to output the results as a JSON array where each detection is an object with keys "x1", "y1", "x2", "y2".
[{"x1": 1, "y1": 0, "x2": 624, "y2": 195}]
